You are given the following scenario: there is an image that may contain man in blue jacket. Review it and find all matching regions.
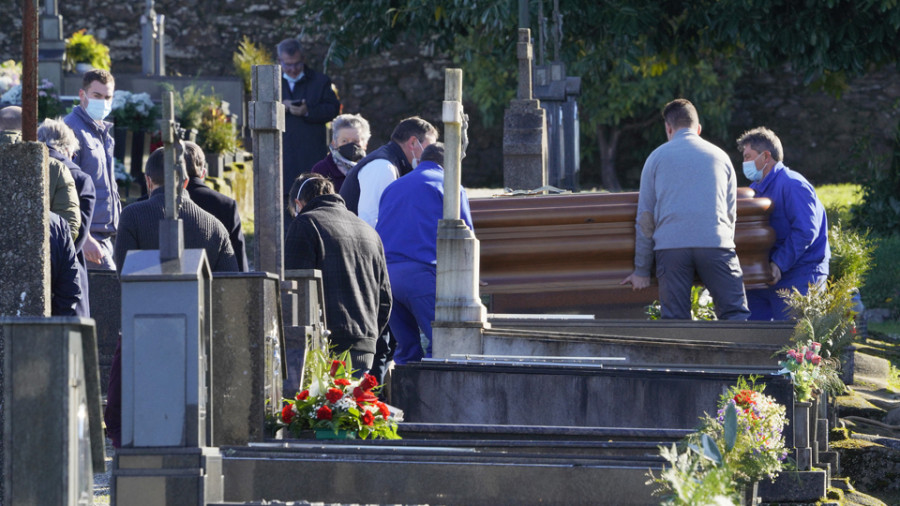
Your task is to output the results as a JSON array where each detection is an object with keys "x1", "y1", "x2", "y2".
[
  {"x1": 376, "y1": 143, "x2": 473, "y2": 364},
  {"x1": 65, "y1": 69, "x2": 119, "y2": 271},
  {"x1": 737, "y1": 127, "x2": 830, "y2": 320}
]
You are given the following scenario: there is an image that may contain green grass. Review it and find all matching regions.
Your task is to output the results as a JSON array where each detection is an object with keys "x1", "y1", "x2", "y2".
[
  {"x1": 869, "y1": 320, "x2": 900, "y2": 336},
  {"x1": 816, "y1": 183, "x2": 863, "y2": 227}
]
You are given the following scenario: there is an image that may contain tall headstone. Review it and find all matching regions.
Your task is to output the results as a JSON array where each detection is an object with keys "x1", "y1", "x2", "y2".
[
  {"x1": 502, "y1": 29, "x2": 548, "y2": 191},
  {"x1": 113, "y1": 98, "x2": 222, "y2": 505},
  {"x1": 250, "y1": 65, "x2": 285, "y2": 278},
  {"x1": 38, "y1": 0, "x2": 66, "y2": 92},
  {"x1": 141, "y1": 0, "x2": 166, "y2": 76},
  {"x1": 533, "y1": 62, "x2": 581, "y2": 190},
  {"x1": 433, "y1": 68, "x2": 488, "y2": 359}
]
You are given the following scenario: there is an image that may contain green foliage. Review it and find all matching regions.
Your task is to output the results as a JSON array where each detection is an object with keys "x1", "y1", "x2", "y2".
[
  {"x1": 816, "y1": 183, "x2": 862, "y2": 228},
  {"x1": 782, "y1": 275, "x2": 860, "y2": 359},
  {"x1": 851, "y1": 125, "x2": 900, "y2": 237},
  {"x1": 163, "y1": 83, "x2": 219, "y2": 132},
  {"x1": 233, "y1": 36, "x2": 273, "y2": 94},
  {"x1": 198, "y1": 107, "x2": 240, "y2": 155},
  {"x1": 828, "y1": 224, "x2": 875, "y2": 285},
  {"x1": 861, "y1": 235, "x2": 900, "y2": 318},
  {"x1": 646, "y1": 286, "x2": 717, "y2": 321},
  {"x1": 647, "y1": 442, "x2": 739, "y2": 505},
  {"x1": 65, "y1": 29, "x2": 111, "y2": 71}
]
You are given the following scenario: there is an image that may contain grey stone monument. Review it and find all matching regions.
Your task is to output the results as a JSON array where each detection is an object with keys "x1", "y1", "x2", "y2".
[
  {"x1": 38, "y1": 0, "x2": 66, "y2": 92},
  {"x1": 249, "y1": 65, "x2": 286, "y2": 278},
  {"x1": 2, "y1": 317, "x2": 100, "y2": 505},
  {"x1": 533, "y1": 62, "x2": 581, "y2": 190},
  {"x1": 282, "y1": 269, "x2": 328, "y2": 395},
  {"x1": 141, "y1": 0, "x2": 166, "y2": 76},
  {"x1": 502, "y1": 28, "x2": 549, "y2": 191},
  {"x1": 112, "y1": 93, "x2": 223, "y2": 505},
  {"x1": 433, "y1": 68, "x2": 489, "y2": 360}
]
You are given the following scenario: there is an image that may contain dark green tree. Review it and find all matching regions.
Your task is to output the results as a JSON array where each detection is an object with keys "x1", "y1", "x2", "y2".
[{"x1": 295, "y1": 0, "x2": 900, "y2": 190}]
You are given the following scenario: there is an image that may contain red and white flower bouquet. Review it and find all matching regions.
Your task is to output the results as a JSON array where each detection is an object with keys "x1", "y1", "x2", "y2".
[{"x1": 278, "y1": 344, "x2": 402, "y2": 440}]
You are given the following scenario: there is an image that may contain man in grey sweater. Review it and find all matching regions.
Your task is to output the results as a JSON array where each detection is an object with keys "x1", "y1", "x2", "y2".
[{"x1": 621, "y1": 99, "x2": 750, "y2": 320}]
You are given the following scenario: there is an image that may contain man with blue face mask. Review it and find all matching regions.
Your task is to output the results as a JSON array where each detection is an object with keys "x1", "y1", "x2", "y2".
[
  {"x1": 737, "y1": 127, "x2": 830, "y2": 320},
  {"x1": 65, "y1": 69, "x2": 119, "y2": 271},
  {"x1": 277, "y1": 38, "x2": 341, "y2": 202}
]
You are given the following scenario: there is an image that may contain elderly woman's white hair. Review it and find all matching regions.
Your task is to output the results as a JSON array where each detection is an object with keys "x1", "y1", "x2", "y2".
[
  {"x1": 37, "y1": 118, "x2": 80, "y2": 159},
  {"x1": 331, "y1": 113, "x2": 371, "y2": 147}
]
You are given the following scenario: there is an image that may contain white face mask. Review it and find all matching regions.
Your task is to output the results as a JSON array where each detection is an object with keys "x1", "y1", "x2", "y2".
[
  {"x1": 411, "y1": 139, "x2": 424, "y2": 169},
  {"x1": 85, "y1": 98, "x2": 112, "y2": 121}
]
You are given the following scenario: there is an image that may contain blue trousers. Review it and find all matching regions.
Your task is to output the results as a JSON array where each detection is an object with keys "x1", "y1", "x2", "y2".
[
  {"x1": 747, "y1": 271, "x2": 827, "y2": 321},
  {"x1": 386, "y1": 261, "x2": 435, "y2": 365},
  {"x1": 656, "y1": 248, "x2": 750, "y2": 320}
]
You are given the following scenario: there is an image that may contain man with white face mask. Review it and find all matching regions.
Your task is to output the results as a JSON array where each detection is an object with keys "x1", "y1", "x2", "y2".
[
  {"x1": 339, "y1": 116, "x2": 438, "y2": 228},
  {"x1": 737, "y1": 127, "x2": 829, "y2": 320},
  {"x1": 65, "y1": 69, "x2": 119, "y2": 270}
]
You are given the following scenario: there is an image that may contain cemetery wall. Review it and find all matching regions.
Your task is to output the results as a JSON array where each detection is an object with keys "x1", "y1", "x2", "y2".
[{"x1": 0, "y1": 3, "x2": 897, "y2": 189}]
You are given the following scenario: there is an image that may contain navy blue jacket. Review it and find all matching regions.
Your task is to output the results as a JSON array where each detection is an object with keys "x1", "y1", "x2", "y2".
[
  {"x1": 50, "y1": 212, "x2": 82, "y2": 316},
  {"x1": 339, "y1": 141, "x2": 412, "y2": 216}
]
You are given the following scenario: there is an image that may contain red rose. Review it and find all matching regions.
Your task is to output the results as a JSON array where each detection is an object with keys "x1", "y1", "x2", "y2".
[
  {"x1": 362, "y1": 410, "x2": 375, "y2": 426},
  {"x1": 330, "y1": 360, "x2": 346, "y2": 377},
  {"x1": 353, "y1": 386, "x2": 378, "y2": 404},
  {"x1": 360, "y1": 373, "x2": 378, "y2": 391},
  {"x1": 281, "y1": 404, "x2": 295, "y2": 424},
  {"x1": 296, "y1": 390, "x2": 309, "y2": 401},
  {"x1": 334, "y1": 378, "x2": 351, "y2": 387},
  {"x1": 376, "y1": 402, "x2": 391, "y2": 418},
  {"x1": 316, "y1": 405, "x2": 333, "y2": 420},
  {"x1": 326, "y1": 388, "x2": 344, "y2": 404}
]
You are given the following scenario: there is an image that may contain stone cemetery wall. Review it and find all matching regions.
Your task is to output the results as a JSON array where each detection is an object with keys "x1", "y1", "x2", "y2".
[{"x1": 0, "y1": 3, "x2": 897, "y2": 188}]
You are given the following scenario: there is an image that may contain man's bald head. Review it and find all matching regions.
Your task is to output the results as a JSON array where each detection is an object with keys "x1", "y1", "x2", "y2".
[{"x1": 0, "y1": 106, "x2": 22, "y2": 131}]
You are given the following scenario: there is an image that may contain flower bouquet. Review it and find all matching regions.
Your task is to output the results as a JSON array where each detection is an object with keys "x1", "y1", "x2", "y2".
[
  {"x1": 278, "y1": 344, "x2": 402, "y2": 440},
  {"x1": 778, "y1": 340, "x2": 844, "y2": 402},
  {"x1": 111, "y1": 90, "x2": 160, "y2": 132}
]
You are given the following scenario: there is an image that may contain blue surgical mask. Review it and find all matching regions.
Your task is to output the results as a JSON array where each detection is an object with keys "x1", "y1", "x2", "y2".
[
  {"x1": 742, "y1": 153, "x2": 764, "y2": 182},
  {"x1": 411, "y1": 139, "x2": 423, "y2": 169},
  {"x1": 283, "y1": 73, "x2": 302, "y2": 86},
  {"x1": 85, "y1": 98, "x2": 112, "y2": 121}
]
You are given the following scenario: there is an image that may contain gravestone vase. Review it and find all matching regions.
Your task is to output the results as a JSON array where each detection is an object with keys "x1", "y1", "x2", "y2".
[
  {"x1": 740, "y1": 481, "x2": 759, "y2": 506},
  {"x1": 794, "y1": 401, "x2": 812, "y2": 471}
]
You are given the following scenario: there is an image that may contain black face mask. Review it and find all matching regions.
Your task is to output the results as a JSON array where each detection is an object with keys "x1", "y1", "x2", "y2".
[{"x1": 337, "y1": 142, "x2": 366, "y2": 162}]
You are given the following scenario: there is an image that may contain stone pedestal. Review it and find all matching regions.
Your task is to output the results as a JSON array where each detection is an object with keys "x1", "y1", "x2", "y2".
[
  {"x1": 793, "y1": 401, "x2": 812, "y2": 471},
  {"x1": 282, "y1": 270, "x2": 327, "y2": 394},
  {"x1": 113, "y1": 446, "x2": 223, "y2": 505},
  {"x1": 433, "y1": 219, "x2": 488, "y2": 359},
  {"x1": 503, "y1": 99, "x2": 548, "y2": 191}
]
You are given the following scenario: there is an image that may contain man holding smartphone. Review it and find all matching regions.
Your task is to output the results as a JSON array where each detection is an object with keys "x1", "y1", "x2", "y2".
[{"x1": 277, "y1": 38, "x2": 341, "y2": 201}]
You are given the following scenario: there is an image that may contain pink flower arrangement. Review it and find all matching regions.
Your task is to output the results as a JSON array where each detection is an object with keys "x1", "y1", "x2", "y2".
[{"x1": 778, "y1": 341, "x2": 827, "y2": 402}]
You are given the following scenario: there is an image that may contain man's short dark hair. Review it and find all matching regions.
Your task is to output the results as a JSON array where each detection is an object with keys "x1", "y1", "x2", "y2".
[
  {"x1": 145, "y1": 146, "x2": 187, "y2": 186},
  {"x1": 390, "y1": 116, "x2": 438, "y2": 145},
  {"x1": 736, "y1": 126, "x2": 784, "y2": 162},
  {"x1": 82, "y1": 69, "x2": 114, "y2": 90},
  {"x1": 276, "y1": 38, "x2": 303, "y2": 57},
  {"x1": 182, "y1": 141, "x2": 207, "y2": 178},
  {"x1": 662, "y1": 99, "x2": 699, "y2": 130},
  {"x1": 421, "y1": 142, "x2": 444, "y2": 165},
  {"x1": 0, "y1": 105, "x2": 22, "y2": 131}
]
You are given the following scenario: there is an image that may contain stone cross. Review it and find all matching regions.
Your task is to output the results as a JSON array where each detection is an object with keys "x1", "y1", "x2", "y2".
[
  {"x1": 433, "y1": 67, "x2": 488, "y2": 359},
  {"x1": 159, "y1": 91, "x2": 184, "y2": 261},
  {"x1": 249, "y1": 65, "x2": 285, "y2": 277},
  {"x1": 141, "y1": 0, "x2": 166, "y2": 76}
]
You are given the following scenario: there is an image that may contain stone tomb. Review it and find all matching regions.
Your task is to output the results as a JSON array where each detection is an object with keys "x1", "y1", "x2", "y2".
[{"x1": 2, "y1": 317, "x2": 104, "y2": 505}]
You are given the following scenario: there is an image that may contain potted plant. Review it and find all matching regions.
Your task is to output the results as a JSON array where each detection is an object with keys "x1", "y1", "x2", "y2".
[{"x1": 65, "y1": 29, "x2": 111, "y2": 73}]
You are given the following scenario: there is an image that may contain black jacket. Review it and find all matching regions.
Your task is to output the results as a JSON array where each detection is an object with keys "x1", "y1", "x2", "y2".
[
  {"x1": 114, "y1": 188, "x2": 238, "y2": 274},
  {"x1": 284, "y1": 194, "x2": 391, "y2": 354},
  {"x1": 187, "y1": 177, "x2": 249, "y2": 271},
  {"x1": 50, "y1": 212, "x2": 82, "y2": 316},
  {"x1": 281, "y1": 65, "x2": 341, "y2": 196}
]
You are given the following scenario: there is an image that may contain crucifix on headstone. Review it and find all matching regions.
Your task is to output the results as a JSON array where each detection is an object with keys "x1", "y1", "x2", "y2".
[
  {"x1": 503, "y1": 28, "x2": 548, "y2": 191},
  {"x1": 433, "y1": 68, "x2": 488, "y2": 359},
  {"x1": 159, "y1": 91, "x2": 184, "y2": 261}
]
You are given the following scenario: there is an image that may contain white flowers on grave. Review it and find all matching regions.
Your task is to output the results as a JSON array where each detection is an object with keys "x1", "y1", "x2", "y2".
[{"x1": 110, "y1": 90, "x2": 159, "y2": 131}]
